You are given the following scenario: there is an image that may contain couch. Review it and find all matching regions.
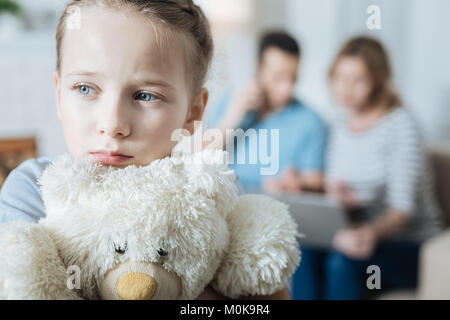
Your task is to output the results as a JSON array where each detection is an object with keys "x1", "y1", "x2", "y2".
[{"x1": 379, "y1": 143, "x2": 450, "y2": 300}]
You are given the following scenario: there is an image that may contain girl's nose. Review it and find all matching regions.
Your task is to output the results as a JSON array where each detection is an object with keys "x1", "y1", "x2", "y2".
[
  {"x1": 98, "y1": 122, "x2": 131, "y2": 138},
  {"x1": 97, "y1": 103, "x2": 131, "y2": 138}
]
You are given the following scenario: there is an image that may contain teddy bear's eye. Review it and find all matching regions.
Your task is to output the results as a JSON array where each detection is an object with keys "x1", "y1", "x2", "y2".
[
  {"x1": 114, "y1": 242, "x2": 128, "y2": 255},
  {"x1": 157, "y1": 248, "x2": 168, "y2": 257}
]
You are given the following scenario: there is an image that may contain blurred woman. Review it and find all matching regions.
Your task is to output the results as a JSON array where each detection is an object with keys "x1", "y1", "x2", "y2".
[{"x1": 291, "y1": 36, "x2": 443, "y2": 300}]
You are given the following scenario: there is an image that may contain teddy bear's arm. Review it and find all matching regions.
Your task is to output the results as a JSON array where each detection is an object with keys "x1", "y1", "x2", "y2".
[
  {"x1": 211, "y1": 194, "x2": 301, "y2": 299},
  {"x1": 0, "y1": 221, "x2": 82, "y2": 300}
]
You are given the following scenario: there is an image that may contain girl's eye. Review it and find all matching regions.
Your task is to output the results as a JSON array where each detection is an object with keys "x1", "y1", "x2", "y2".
[
  {"x1": 135, "y1": 92, "x2": 159, "y2": 102},
  {"x1": 77, "y1": 85, "x2": 96, "y2": 96}
]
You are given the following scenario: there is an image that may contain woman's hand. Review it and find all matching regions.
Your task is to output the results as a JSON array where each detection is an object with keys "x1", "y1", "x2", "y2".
[
  {"x1": 327, "y1": 180, "x2": 359, "y2": 208},
  {"x1": 332, "y1": 225, "x2": 377, "y2": 260}
]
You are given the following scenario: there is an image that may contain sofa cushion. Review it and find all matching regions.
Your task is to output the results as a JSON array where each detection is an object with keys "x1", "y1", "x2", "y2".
[
  {"x1": 418, "y1": 229, "x2": 450, "y2": 299},
  {"x1": 430, "y1": 145, "x2": 450, "y2": 227}
]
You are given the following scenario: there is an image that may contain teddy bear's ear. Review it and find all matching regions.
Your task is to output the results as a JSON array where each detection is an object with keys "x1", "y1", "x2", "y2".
[
  {"x1": 211, "y1": 194, "x2": 302, "y2": 299},
  {"x1": 180, "y1": 149, "x2": 239, "y2": 217},
  {"x1": 38, "y1": 153, "x2": 108, "y2": 211}
]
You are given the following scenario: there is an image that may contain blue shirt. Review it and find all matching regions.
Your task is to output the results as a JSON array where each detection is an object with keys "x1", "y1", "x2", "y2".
[
  {"x1": 0, "y1": 157, "x2": 54, "y2": 223},
  {"x1": 208, "y1": 96, "x2": 328, "y2": 192}
]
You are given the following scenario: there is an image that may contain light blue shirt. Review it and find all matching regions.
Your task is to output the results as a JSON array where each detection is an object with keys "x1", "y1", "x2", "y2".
[
  {"x1": 0, "y1": 157, "x2": 54, "y2": 223},
  {"x1": 208, "y1": 96, "x2": 328, "y2": 192}
]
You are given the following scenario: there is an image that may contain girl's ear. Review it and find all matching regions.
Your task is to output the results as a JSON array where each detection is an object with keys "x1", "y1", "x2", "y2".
[
  {"x1": 53, "y1": 71, "x2": 62, "y2": 121},
  {"x1": 184, "y1": 88, "x2": 209, "y2": 135}
]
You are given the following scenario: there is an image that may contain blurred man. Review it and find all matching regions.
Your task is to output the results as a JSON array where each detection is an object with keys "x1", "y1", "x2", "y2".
[{"x1": 208, "y1": 31, "x2": 327, "y2": 194}]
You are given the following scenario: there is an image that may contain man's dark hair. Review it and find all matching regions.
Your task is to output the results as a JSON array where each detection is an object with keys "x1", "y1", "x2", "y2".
[{"x1": 258, "y1": 31, "x2": 301, "y2": 61}]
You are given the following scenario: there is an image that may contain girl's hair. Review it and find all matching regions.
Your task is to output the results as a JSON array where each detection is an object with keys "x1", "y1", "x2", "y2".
[
  {"x1": 56, "y1": 0, "x2": 214, "y2": 95},
  {"x1": 329, "y1": 36, "x2": 402, "y2": 109}
]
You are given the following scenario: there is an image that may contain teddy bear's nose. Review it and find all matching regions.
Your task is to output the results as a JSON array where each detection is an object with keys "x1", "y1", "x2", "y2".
[{"x1": 116, "y1": 272, "x2": 157, "y2": 300}]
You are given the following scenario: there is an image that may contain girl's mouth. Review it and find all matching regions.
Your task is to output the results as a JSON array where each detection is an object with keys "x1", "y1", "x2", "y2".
[{"x1": 90, "y1": 151, "x2": 134, "y2": 165}]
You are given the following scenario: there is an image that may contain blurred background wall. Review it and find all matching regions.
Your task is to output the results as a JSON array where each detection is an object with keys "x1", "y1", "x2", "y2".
[{"x1": 0, "y1": 0, "x2": 449, "y2": 158}]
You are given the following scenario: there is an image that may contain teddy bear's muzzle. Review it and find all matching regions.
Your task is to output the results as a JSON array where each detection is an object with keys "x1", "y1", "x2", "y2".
[
  {"x1": 99, "y1": 260, "x2": 181, "y2": 300},
  {"x1": 116, "y1": 272, "x2": 157, "y2": 300}
]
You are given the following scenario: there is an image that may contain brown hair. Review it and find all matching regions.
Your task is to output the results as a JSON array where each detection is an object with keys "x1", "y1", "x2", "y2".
[
  {"x1": 329, "y1": 36, "x2": 401, "y2": 109},
  {"x1": 55, "y1": 0, "x2": 214, "y2": 95}
]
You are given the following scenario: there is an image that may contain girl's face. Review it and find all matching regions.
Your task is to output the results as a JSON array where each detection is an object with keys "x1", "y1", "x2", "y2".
[
  {"x1": 54, "y1": 7, "x2": 207, "y2": 167},
  {"x1": 330, "y1": 56, "x2": 373, "y2": 112}
]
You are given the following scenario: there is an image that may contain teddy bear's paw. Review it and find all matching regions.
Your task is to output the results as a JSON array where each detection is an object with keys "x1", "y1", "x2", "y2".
[
  {"x1": 211, "y1": 194, "x2": 301, "y2": 299},
  {"x1": 0, "y1": 221, "x2": 82, "y2": 300}
]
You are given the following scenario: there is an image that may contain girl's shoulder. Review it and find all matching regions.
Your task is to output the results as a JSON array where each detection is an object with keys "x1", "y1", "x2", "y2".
[
  {"x1": 13, "y1": 155, "x2": 56, "y2": 179},
  {"x1": 0, "y1": 154, "x2": 61, "y2": 224}
]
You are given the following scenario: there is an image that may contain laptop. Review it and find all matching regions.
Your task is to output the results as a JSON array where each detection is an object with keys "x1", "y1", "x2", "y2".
[{"x1": 274, "y1": 192, "x2": 350, "y2": 249}]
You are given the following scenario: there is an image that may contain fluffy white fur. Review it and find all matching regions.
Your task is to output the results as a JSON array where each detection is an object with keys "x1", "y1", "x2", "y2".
[{"x1": 0, "y1": 149, "x2": 301, "y2": 300}]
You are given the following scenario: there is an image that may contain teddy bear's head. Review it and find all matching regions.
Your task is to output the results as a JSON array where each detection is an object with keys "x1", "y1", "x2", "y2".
[{"x1": 38, "y1": 149, "x2": 239, "y2": 300}]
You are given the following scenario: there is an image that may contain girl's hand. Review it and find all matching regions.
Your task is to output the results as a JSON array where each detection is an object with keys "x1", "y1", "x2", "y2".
[
  {"x1": 196, "y1": 286, "x2": 228, "y2": 300},
  {"x1": 332, "y1": 225, "x2": 377, "y2": 260},
  {"x1": 196, "y1": 286, "x2": 291, "y2": 300},
  {"x1": 240, "y1": 287, "x2": 292, "y2": 300}
]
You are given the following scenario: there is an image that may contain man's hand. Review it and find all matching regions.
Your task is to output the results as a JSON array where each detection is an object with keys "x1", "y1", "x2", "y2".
[
  {"x1": 215, "y1": 80, "x2": 265, "y2": 150},
  {"x1": 263, "y1": 168, "x2": 324, "y2": 195},
  {"x1": 218, "y1": 81, "x2": 265, "y2": 133},
  {"x1": 263, "y1": 168, "x2": 302, "y2": 195},
  {"x1": 230, "y1": 80, "x2": 265, "y2": 117}
]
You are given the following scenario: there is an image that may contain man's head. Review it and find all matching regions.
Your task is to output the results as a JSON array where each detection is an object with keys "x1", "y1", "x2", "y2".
[{"x1": 257, "y1": 31, "x2": 301, "y2": 110}]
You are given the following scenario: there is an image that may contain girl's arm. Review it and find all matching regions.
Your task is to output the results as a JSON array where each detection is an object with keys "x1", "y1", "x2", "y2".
[{"x1": 0, "y1": 158, "x2": 49, "y2": 224}]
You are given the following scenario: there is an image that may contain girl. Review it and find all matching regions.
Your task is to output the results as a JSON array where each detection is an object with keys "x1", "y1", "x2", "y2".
[
  {"x1": 0, "y1": 0, "x2": 290, "y2": 300},
  {"x1": 291, "y1": 36, "x2": 444, "y2": 300}
]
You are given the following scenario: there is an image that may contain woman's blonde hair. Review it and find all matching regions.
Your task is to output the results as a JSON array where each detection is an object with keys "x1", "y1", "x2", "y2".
[
  {"x1": 329, "y1": 36, "x2": 402, "y2": 109},
  {"x1": 55, "y1": 0, "x2": 214, "y2": 95}
]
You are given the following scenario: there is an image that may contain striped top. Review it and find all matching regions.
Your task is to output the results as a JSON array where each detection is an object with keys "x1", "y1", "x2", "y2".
[{"x1": 326, "y1": 107, "x2": 443, "y2": 242}]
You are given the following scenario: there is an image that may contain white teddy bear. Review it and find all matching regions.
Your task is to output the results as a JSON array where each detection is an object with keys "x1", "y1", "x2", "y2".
[{"x1": 0, "y1": 149, "x2": 301, "y2": 300}]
